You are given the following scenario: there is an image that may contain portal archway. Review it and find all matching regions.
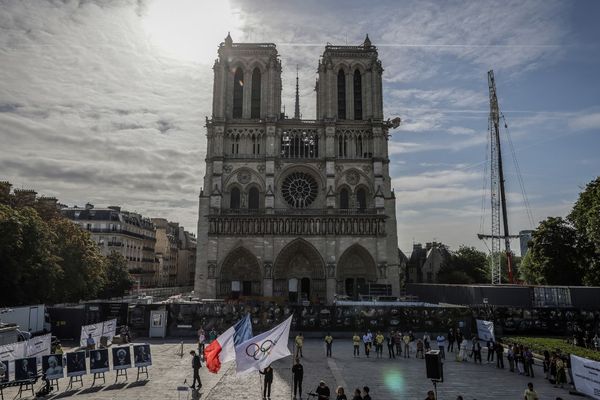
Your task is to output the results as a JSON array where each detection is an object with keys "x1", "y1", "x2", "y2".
[
  {"x1": 218, "y1": 247, "x2": 262, "y2": 298},
  {"x1": 337, "y1": 244, "x2": 377, "y2": 299},
  {"x1": 273, "y1": 239, "x2": 325, "y2": 301}
]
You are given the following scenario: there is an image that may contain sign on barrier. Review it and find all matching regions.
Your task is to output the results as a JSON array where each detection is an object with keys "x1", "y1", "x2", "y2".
[
  {"x1": 571, "y1": 354, "x2": 600, "y2": 400},
  {"x1": 80, "y1": 319, "x2": 117, "y2": 347}
]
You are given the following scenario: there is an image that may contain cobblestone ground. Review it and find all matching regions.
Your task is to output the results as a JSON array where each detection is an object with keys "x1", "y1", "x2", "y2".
[{"x1": 1, "y1": 339, "x2": 582, "y2": 399}]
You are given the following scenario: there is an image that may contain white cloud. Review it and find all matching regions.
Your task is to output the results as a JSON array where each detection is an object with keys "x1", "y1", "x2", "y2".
[{"x1": 569, "y1": 112, "x2": 600, "y2": 131}]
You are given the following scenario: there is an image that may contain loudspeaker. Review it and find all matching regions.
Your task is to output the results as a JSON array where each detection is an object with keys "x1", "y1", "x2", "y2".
[{"x1": 425, "y1": 350, "x2": 443, "y2": 381}]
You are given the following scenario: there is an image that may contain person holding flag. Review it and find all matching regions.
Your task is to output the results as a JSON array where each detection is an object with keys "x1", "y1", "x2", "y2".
[{"x1": 204, "y1": 313, "x2": 253, "y2": 373}]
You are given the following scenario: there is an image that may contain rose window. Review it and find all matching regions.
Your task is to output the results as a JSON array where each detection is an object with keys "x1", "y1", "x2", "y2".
[{"x1": 281, "y1": 172, "x2": 318, "y2": 208}]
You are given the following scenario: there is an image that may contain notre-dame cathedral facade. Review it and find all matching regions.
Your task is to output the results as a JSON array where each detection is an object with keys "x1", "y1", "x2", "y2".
[{"x1": 195, "y1": 34, "x2": 401, "y2": 304}]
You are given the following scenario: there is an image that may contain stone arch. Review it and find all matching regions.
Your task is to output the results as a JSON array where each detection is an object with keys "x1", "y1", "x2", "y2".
[
  {"x1": 273, "y1": 239, "x2": 326, "y2": 301},
  {"x1": 337, "y1": 244, "x2": 377, "y2": 299},
  {"x1": 276, "y1": 164, "x2": 325, "y2": 189},
  {"x1": 218, "y1": 247, "x2": 262, "y2": 297},
  {"x1": 232, "y1": 66, "x2": 244, "y2": 118},
  {"x1": 224, "y1": 167, "x2": 265, "y2": 191}
]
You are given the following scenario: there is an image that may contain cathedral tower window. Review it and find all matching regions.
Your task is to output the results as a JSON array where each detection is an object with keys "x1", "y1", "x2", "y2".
[
  {"x1": 251, "y1": 67, "x2": 261, "y2": 119},
  {"x1": 281, "y1": 130, "x2": 319, "y2": 159},
  {"x1": 230, "y1": 187, "x2": 241, "y2": 209},
  {"x1": 252, "y1": 134, "x2": 260, "y2": 155},
  {"x1": 356, "y1": 188, "x2": 367, "y2": 210},
  {"x1": 233, "y1": 67, "x2": 244, "y2": 119},
  {"x1": 231, "y1": 134, "x2": 240, "y2": 155},
  {"x1": 353, "y1": 70, "x2": 363, "y2": 120},
  {"x1": 337, "y1": 69, "x2": 346, "y2": 119},
  {"x1": 340, "y1": 188, "x2": 349, "y2": 209},
  {"x1": 248, "y1": 187, "x2": 260, "y2": 210},
  {"x1": 337, "y1": 134, "x2": 347, "y2": 157}
]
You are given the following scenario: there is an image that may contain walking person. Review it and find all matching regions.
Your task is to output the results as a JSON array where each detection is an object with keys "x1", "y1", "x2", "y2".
[
  {"x1": 295, "y1": 332, "x2": 304, "y2": 358},
  {"x1": 507, "y1": 344, "x2": 515, "y2": 372},
  {"x1": 523, "y1": 382, "x2": 539, "y2": 400},
  {"x1": 457, "y1": 337, "x2": 467, "y2": 362},
  {"x1": 394, "y1": 331, "x2": 403, "y2": 356},
  {"x1": 325, "y1": 333, "x2": 333, "y2": 357},
  {"x1": 447, "y1": 328, "x2": 455, "y2": 353},
  {"x1": 524, "y1": 347, "x2": 534, "y2": 377},
  {"x1": 336, "y1": 386, "x2": 347, "y2": 400},
  {"x1": 351, "y1": 388, "x2": 362, "y2": 400},
  {"x1": 416, "y1": 339, "x2": 425, "y2": 359},
  {"x1": 387, "y1": 331, "x2": 396, "y2": 359},
  {"x1": 189, "y1": 350, "x2": 202, "y2": 389},
  {"x1": 543, "y1": 350, "x2": 550, "y2": 379},
  {"x1": 423, "y1": 332, "x2": 431, "y2": 352},
  {"x1": 495, "y1": 341, "x2": 504, "y2": 369},
  {"x1": 403, "y1": 331, "x2": 411, "y2": 358},
  {"x1": 375, "y1": 331, "x2": 384, "y2": 358},
  {"x1": 292, "y1": 358, "x2": 303, "y2": 400},
  {"x1": 486, "y1": 339, "x2": 495, "y2": 363},
  {"x1": 260, "y1": 365, "x2": 274, "y2": 400},
  {"x1": 363, "y1": 331, "x2": 372, "y2": 358},
  {"x1": 516, "y1": 346, "x2": 525, "y2": 375},
  {"x1": 471, "y1": 336, "x2": 482, "y2": 364},
  {"x1": 197, "y1": 328, "x2": 206, "y2": 359},
  {"x1": 436, "y1": 333, "x2": 446, "y2": 360},
  {"x1": 362, "y1": 386, "x2": 372, "y2": 400},
  {"x1": 352, "y1": 332, "x2": 361, "y2": 357},
  {"x1": 555, "y1": 357, "x2": 567, "y2": 388}
]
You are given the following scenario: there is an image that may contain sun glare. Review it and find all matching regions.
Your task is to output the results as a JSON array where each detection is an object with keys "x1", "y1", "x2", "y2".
[{"x1": 142, "y1": 0, "x2": 243, "y2": 63}]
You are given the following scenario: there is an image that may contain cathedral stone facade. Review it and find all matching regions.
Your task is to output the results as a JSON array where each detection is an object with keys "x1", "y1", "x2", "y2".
[{"x1": 195, "y1": 34, "x2": 401, "y2": 304}]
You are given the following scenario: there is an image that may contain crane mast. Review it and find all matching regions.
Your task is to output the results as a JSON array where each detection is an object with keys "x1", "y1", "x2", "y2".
[{"x1": 481, "y1": 70, "x2": 515, "y2": 284}]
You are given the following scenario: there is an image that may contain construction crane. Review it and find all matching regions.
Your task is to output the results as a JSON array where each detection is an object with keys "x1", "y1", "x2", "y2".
[{"x1": 478, "y1": 70, "x2": 519, "y2": 285}]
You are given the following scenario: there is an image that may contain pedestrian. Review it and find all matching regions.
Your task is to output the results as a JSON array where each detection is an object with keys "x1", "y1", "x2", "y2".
[
  {"x1": 336, "y1": 386, "x2": 347, "y2": 400},
  {"x1": 260, "y1": 364, "x2": 273, "y2": 400},
  {"x1": 524, "y1": 347, "x2": 534, "y2": 377},
  {"x1": 316, "y1": 380, "x2": 331, "y2": 400},
  {"x1": 416, "y1": 339, "x2": 424, "y2": 359},
  {"x1": 495, "y1": 341, "x2": 504, "y2": 369},
  {"x1": 543, "y1": 350, "x2": 550, "y2": 380},
  {"x1": 387, "y1": 331, "x2": 396, "y2": 359},
  {"x1": 516, "y1": 346, "x2": 525, "y2": 375},
  {"x1": 403, "y1": 331, "x2": 411, "y2": 358},
  {"x1": 197, "y1": 328, "x2": 206, "y2": 357},
  {"x1": 486, "y1": 339, "x2": 495, "y2": 363},
  {"x1": 325, "y1": 333, "x2": 333, "y2": 357},
  {"x1": 436, "y1": 334, "x2": 446, "y2": 360},
  {"x1": 292, "y1": 358, "x2": 303, "y2": 400},
  {"x1": 507, "y1": 344, "x2": 515, "y2": 372},
  {"x1": 362, "y1": 386, "x2": 372, "y2": 400},
  {"x1": 352, "y1": 332, "x2": 361, "y2": 357},
  {"x1": 457, "y1": 338, "x2": 467, "y2": 362},
  {"x1": 86, "y1": 334, "x2": 95, "y2": 354},
  {"x1": 423, "y1": 332, "x2": 431, "y2": 351},
  {"x1": 295, "y1": 332, "x2": 304, "y2": 358},
  {"x1": 363, "y1": 331, "x2": 372, "y2": 358},
  {"x1": 523, "y1": 382, "x2": 539, "y2": 400},
  {"x1": 394, "y1": 331, "x2": 403, "y2": 356},
  {"x1": 375, "y1": 331, "x2": 384, "y2": 358},
  {"x1": 448, "y1": 328, "x2": 455, "y2": 353},
  {"x1": 425, "y1": 390, "x2": 436, "y2": 400},
  {"x1": 189, "y1": 350, "x2": 202, "y2": 389},
  {"x1": 471, "y1": 337, "x2": 482, "y2": 364},
  {"x1": 555, "y1": 357, "x2": 566, "y2": 388},
  {"x1": 208, "y1": 328, "x2": 217, "y2": 343},
  {"x1": 351, "y1": 388, "x2": 362, "y2": 400},
  {"x1": 456, "y1": 328, "x2": 463, "y2": 346}
]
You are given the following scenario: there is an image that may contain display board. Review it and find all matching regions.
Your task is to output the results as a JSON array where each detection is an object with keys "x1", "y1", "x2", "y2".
[
  {"x1": 112, "y1": 346, "x2": 131, "y2": 370},
  {"x1": 25, "y1": 333, "x2": 52, "y2": 362},
  {"x1": 42, "y1": 354, "x2": 64, "y2": 380},
  {"x1": 66, "y1": 351, "x2": 86, "y2": 377},
  {"x1": 133, "y1": 344, "x2": 152, "y2": 367},
  {"x1": 14, "y1": 357, "x2": 37, "y2": 381},
  {"x1": 571, "y1": 354, "x2": 600, "y2": 400},
  {"x1": 79, "y1": 319, "x2": 117, "y2": 347},
  {"x1": 90, "y1": 349, "x2": 109, "y2": 373},
  {"x1": 0, "y1": 360, "x2": 9, "y2": 383},
  {"x1": 0, "y1": 340, "x2": 27, "y2": 362}
]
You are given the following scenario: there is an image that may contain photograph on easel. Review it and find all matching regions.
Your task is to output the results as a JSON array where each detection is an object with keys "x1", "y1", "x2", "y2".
[
  {"x1": 42, "y1": 354, "x2": 64, "y2": 380},
  {"x1": 133, "y1": 344, "x2": 152, "y2": 367},
  {"x1": 66, "y1": 351, "x2": 86, "y2": 377},
  {"x1": 112, "y1": 346, "x2": 132, "y2": 370},
  {"x1": 90, "y1": 349, "x2": 109, "y2": 373}
]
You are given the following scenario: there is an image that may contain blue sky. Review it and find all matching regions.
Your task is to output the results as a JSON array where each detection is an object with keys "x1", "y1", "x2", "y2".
[{"x1": 0, "y1": 0, "x2": 598, "y2": 254}]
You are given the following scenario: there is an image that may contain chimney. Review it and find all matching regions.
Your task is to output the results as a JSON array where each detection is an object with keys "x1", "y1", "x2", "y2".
[
  {"x1": 108, "y1": 206, "x2": 121, "y2": 212},
  {"x1": 0, "y1": 181, "x2": 12, "y2": 204},
  {"x1": 85, "y1": 202, "x2": 94, "y2": 210},
  {"x1": 13, "y1": 189, "x2": 37, "y2": 208}
]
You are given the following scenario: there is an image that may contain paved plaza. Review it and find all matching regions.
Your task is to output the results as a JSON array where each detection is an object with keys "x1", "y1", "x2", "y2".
[{"x1": 1, "y1": 339, "x2": 583, "y2": 399}]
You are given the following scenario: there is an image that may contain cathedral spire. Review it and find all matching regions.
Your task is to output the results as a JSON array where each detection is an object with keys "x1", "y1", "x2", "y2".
[
  {"x1": 294, "y1": 65, "x2": 300, "y2": 119},
  {"x1": 224, "y1": 32, "x2": 233, "y2": 47},
  {"x1": 363, "y1": 33, "x2": 371, "y2": 47}
]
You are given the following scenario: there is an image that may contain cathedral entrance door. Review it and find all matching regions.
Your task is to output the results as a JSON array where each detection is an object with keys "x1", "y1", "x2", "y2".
[
  {"x1": 242, "y1": 281, "x2": 252, "y2": 296},
  {"x1": 300, "y1": 277, "x2": 310, "y2": 300}
]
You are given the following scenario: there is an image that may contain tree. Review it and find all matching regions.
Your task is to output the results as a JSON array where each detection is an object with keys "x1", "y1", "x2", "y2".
[
  {"x1": 100, "y1": 252, "x2": 134, "y2": 299},
  {"x1": 437, "y1": 246, "x2": 489, "y2": 284}
]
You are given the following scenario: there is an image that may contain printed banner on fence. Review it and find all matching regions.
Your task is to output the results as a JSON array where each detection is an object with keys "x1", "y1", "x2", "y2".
[
  {"x1": 476, "y1": 319, "x2": 495, "y2": 342},
  {"x1": 80, "y1": 319, "x2": 117, "y2": 347},
  {"x1": 25, "y1": 333, "x2": 51, "y2": 362},
  {"x1": 0, "y1": 341, "x2": 27, "y2": 362},
  {"x1": 571, "y1": 354, "x2": 600, "y2": 399}
]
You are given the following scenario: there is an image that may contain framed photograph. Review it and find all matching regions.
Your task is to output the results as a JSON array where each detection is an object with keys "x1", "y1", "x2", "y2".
[
  {"x1": 66, "y1": 351, "x2": 87, "y2": 377},
  {"x1": 42, "y1": 354, "x2": 64, "y2": 380},
  {"x1": 112, "y1": 346, "x2": 131, "y2": 370},
  {"x1": 14, "y1": 357, "x2": 37, "y2": 381},
  {"x1": 89, "y1": 349, "x2": 109, "y2": 373},
  {"x1": 133, "y1": 344, "x2": 152, "y2": 367},
  {"x1": 0, "y1": 360, "x2": 9, "y2": 383}
]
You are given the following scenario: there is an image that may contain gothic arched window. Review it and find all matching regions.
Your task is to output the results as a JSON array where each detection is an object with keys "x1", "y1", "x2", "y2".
[
  {"x1": 233, "y1": 68, "x2": 244, "y2": 118},
  {"x1": 356, "y1": 188, "x2": 367, "y2": 210},
  {"x1": 231, "y1": 134, "x2": 240, "y2": 155},
  {"x1": 252, "y1": 134, "x2": 260, "y2": 155},
  {"x1": 340, "y1": 188, "x2": 349, "y2": 209},
  {"x1": 251, "y1": 67, "x2": 261, "y2": 119},
  {"x1": 248, "y1": 187, "x2": 259, "y2": 210},
  {"x1": 353, "y1": 70, "x2": 363, "y2": 120},
  {"x1": 230, "y1": 187, "x2": 241, "y2": 209},
  {"x1": 337, "y1": 69, "x2": 346, "y2": 119}
]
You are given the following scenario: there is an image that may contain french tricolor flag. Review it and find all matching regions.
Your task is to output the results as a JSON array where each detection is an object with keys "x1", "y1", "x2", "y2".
[{"x1": 204, "y1": 313, "x2": 253, "y2": 373}]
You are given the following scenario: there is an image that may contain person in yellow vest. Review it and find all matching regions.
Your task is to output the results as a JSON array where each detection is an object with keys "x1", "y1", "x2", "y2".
[
  {"x1": 375, "y1": 332, "x2": 385, "y2": 358},
  {"x1": 325, "y1": 333, "x2": 333, "y2": 357},
  {"x1": 403, "y1": 332, "x2": 411, "y2": 358},
  {"x1": 295, "y1": 332, "x2": 304, "y2": 358},
  {"x1": 352, "y1": 333, "x2": 361, "y2": 357}
]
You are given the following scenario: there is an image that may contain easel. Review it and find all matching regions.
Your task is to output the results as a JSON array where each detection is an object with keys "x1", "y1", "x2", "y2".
[
  {"x1": 92, "y1": 372, "x2": 106, "y2": 386},
  {"x1": 15, "y1": 382, "x2": 34, "y2": 398},
  {"x1": 66, "y1": 375, "x2": 84, "y2": 390},
  {"x1": 136, "y1": 366, "x2": 149, "y2": 381},
  {"x1": 114, "y1": 368, "x2": 128, "y2": 383},
  {"x1": 49, "y1": 378, "x2": 60, "y2": 391}
]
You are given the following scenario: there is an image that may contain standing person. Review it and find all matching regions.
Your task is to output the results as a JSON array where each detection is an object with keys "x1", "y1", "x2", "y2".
[
  {"x1": 507, "y1": 344, "x2": 515, "y2": 372},
  {"x1": 486, "y1": 339, "x2": 495, "y2": 363},
  {"x1": 325, "y1": 333, "x2": 334, "y2": 357},
  {"x1": 363, "y1": 331, "x2": 372, "y2": 358},
  {"x1": 351, "y1": 388, "x2": 362, "y2": 400},
  {"x1": 86, "y1": 334, "x2": 96, "y2": 354},
  {"x1": 403, "y1": 331, "x2": 411, "y2": 358},
  {"x1": 189, "y1": 350, "x2": 202, "y2": 389},
  {"x1": 336, "y1": 386, "x2": 347, "y2": 400},
  {"x1": 447, "y1": 328, "x2": 455, "y2": 353},
  {"x1": 523, "y1": 382, "x2": 539, "y2": 400},
  {"x1": 555, "y1": 357, "x2": 566, "y2": 388},
  {"x1": 208, "y1": 328, "x2": 217, "y2": 343},
  {"x1": 352, "y1": 332, "x2": 361, "y2": 357},
  {"x1": 394, "y1": 331, "x2": 403, "y2": 356},
  {"x1": 425, "y1": 390, "x2": 436, "y2": 400},
  {"x1": 456, "y1": 328, "x2": 463, "y2": 346},
  {"x1": 375, "y1": 331, "x2": 384, "y2": 358},
  {"x1": 543, "y1": 350, "x2": 551, "y2": 380},
  {"x1": 260, "y1": 365, "x2": 274, "y2": 400},
  {"x1": 524, "y1": 347, "x2": 534, "y2": 377},
  {"x1": 436, "y1": 333, "x2": 446, "y2": 360},
  {"x1": 362, "y1": 386, "x2": 372, "y2": 400},
  {"x1": 387, "y1": 332, "x2": 396, "y2": 359},
  {"x1": 197, "y1": 328, "x2": 206, "y2": 357},
  {"x1": 292, "y1": 358, "x2": 303, "y2": 400},
  {"x1": 515, "y1": 346, "x2": 525, "y2": 375},
  {"x1": 471, "y1": 336, "x2": 482, "y2": 364},
  {"x1": 423, "y1": 332, "x2": 431, "y2": 351},
  {"x1": 416, "y1": 339, "x2": 425, "y2": 359},
  {"x1": 295, "y1": 332, "x2": 304, "y2": 358},
  {"x1": 315, "y1": 380, "x2": 331, "y2": 400},
  {"x1": 457, "y1": 338, "x2": 467, "y2": 362},
  {"x1": 495, "y1": 341, "x2": 504, "y2": 369}
]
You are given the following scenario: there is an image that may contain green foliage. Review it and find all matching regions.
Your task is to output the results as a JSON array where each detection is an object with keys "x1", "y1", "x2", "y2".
[
  {"x1": 437, "y1": 246, "x2": 489, "y2": 284},
  {"x1": 506, "y1": 336, "x2": 600, "y2": 361},
  {"x1": 100, "y1": 252, "x2": 134, "y2": 299}
]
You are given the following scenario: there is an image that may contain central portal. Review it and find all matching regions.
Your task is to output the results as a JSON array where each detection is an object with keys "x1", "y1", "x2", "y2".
[{"x1": 274, "y1": 239, "x2": 325, "y2": 302}]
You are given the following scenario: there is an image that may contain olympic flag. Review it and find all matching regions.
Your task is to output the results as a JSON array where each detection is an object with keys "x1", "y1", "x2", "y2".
[
  {"x1": 204, "y1": 314, "x2": 253, "y2": 373},
  {"x1": 235, "y1": 315, "x2": 293, "y2": 374}
]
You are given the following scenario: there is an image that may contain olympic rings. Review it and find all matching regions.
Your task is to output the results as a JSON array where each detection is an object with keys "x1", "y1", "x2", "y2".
[{"x1": 245, "y1": 340, "x2": 276, "y2": 360}]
